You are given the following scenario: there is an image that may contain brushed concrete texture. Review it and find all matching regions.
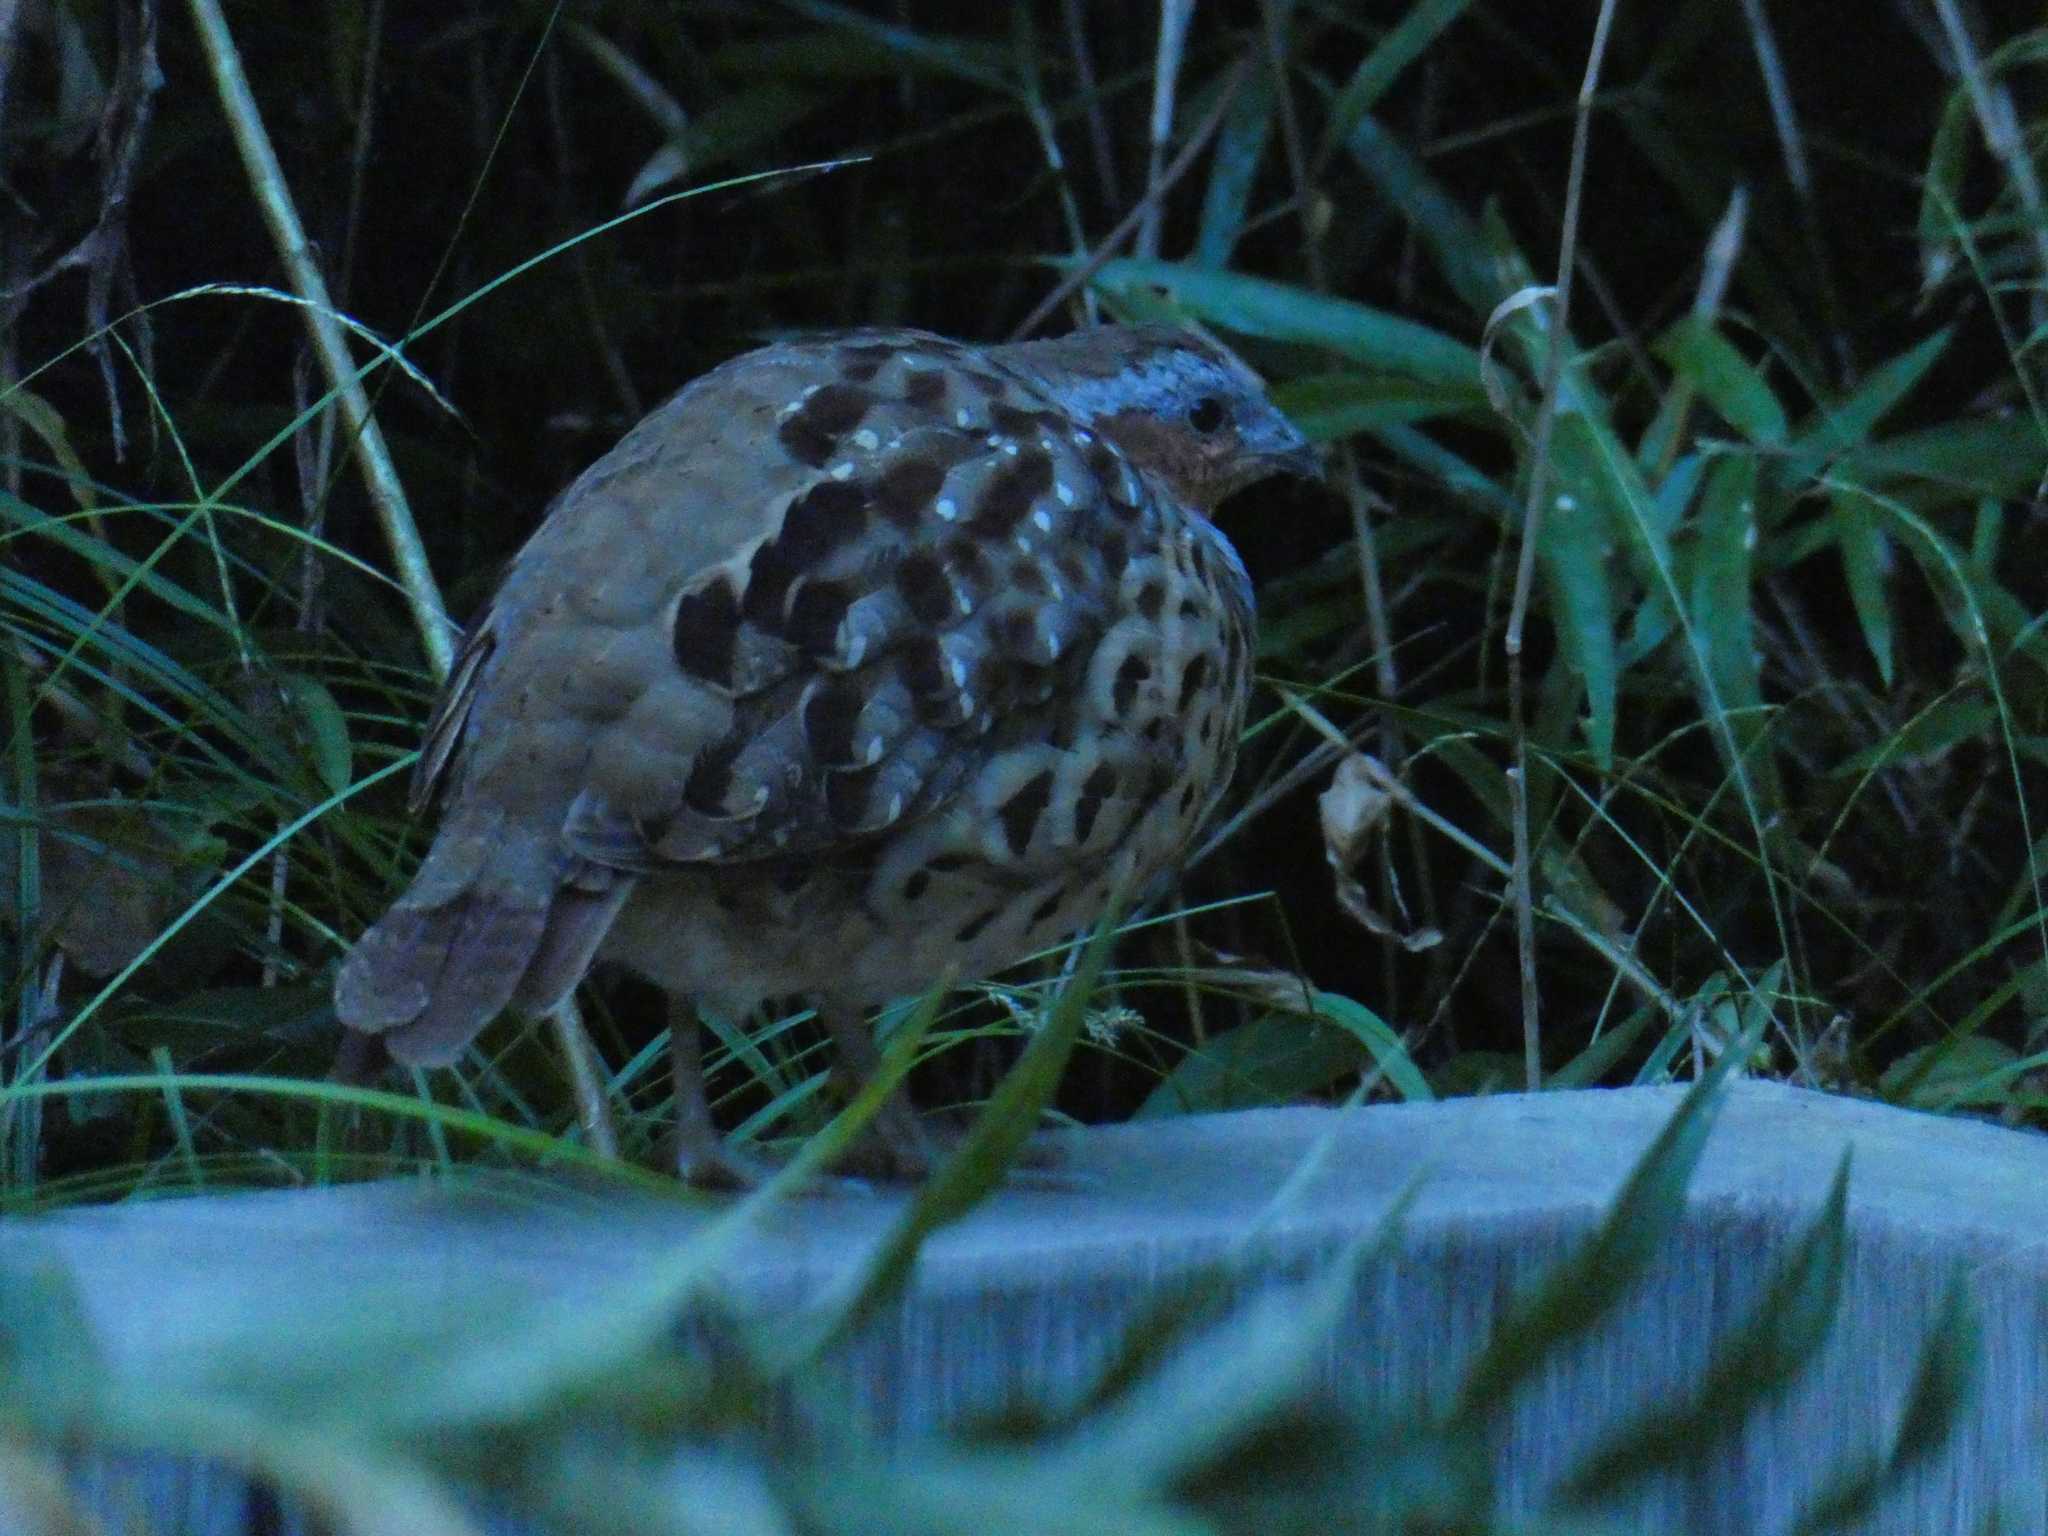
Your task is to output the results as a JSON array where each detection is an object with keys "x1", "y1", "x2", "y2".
[{"x1": 5, "y1": 1080, "x2": 2046, "y2": 1534}]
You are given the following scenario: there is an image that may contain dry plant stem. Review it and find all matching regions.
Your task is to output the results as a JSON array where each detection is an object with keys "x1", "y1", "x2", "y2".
[
  {"x1": 546, "y1": 995, "x2": 619, "y2": 1159},
  {"x1": 1504, "y1": 0, "x2": 1619, "y2": 1092},
  {"x1": 1138, "y1": 0, "x2": 1195, "y2": 260},
  {"x1": 185, "y1": 0, "x2": 455, "y2": 680},
  {"x1": 1259, "y1": 0, "x2": 1326, "y2": 291},
  {"x1": 1061, "y1": 0, "x2": 1120, "y2": 205},
  {"x1": 1008, "y1": 55, "x2": 1249, "y2": 341},
  {"x1": 1013, "y1": 16, "x2": 1096, "y2": 325}
]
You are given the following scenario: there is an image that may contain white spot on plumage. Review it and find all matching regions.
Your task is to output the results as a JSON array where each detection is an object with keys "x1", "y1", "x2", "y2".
[
  {"x1": 935, "y1": 497, "x2": 959, "y2": 521},
  {"x1": 863, "y1": 735, "x2": 885, "y2": 765},
  {"x1": 1055, "y1": 481, "x2": 1076, "y2": 506},
  {"x1": 1014, "y1": 535, "x2": 1032, "y2": 553},
  {"x1": 851, "y1": 428, "x2": 880, "y2": 451},
  {"x1": 1032, "y1": 509, "x2": 1053, "y2": 532},
  {"x1": 1003, "y1": 442, "x2": 1021, "y2": 457},
  {"x1": 830, "y1": 462, "x2": 855, "y2": 480},
  {"x1": 956, "y1": 409, "x2": 973, "y2": 427},
  {"x1": 949, "y1": 655, "x2": 968, "y2": 687}
]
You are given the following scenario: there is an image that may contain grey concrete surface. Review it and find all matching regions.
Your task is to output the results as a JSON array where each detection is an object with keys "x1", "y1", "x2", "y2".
[{"x1": 5, "y1": 1080, "x2": 2046, "y2": 1533}]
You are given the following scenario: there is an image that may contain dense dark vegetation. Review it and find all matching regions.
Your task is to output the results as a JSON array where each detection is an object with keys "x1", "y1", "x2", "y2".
[
  {"x1": 4, "y1": 0, "x2": 2044, "y2": 1186},
  {"x1": 0, "y1": 3, "x2": 2030, "y2": 1529}
]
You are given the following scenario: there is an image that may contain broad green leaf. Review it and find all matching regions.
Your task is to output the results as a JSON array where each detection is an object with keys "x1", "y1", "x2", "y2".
[
  {"x1": 1916, "y1": 29, "x2": 2048, "y2": 291},
  {"x1": 731, "y1": 4, "x2": 1010, "y2": 89},
  {"x1": 0, "y1": 391, "x2": 96, "y2": 510},
  {"x1": 1968, "y1": 498, "x2": 2004, "y2": 574},
  {"x1": 1879, "y1": 1036, "x2": 2021, "y2": 1111},
  {"x1": 1307, "y1": 990, "x2": 1434, "y2": 1101},
  {"x1": 1854, "y1": 493, "x2": 2048, "y2": 679},
  {"x1": 283, "y1": 673, "x2": 354, "y2": 797},
  {"x1": 1654, "y1": 316, "x2": 1788, "y2": 445},
  {"x1": 1342, "y1": 115, "x2": 1507, "y2": 314},
  {"x1": 1842, "y1": 414, "x2": 2048, "y2": 498},
  {"x1": 1428, "y1": 1050, "x2": 1522, "y2": 1097},
  {"x1": 1785, "y1": 330, "x2": 1951, "y2": 480},
  {"x1": 1619, "y1": 455, "x2": 1709, "y2": 665},
  {"x1": 1649, "y1": 450, "x2": 1709, "y2": 543},
  {"x1": 1547, "y1": 1003, "x2": 1660, "y2": 1089},
  {"x1": 1193, "y1": 69, "x2": 1275, "y2": 270},
  {"x1": 1138, "y1": 1014, "x2": 1361, "y2": 1117},
  {"x1": 1272, "y1": 371, "x2": 1489, "y2": 438},
  {"x1": 1084, "y1": 259, "x2": 1483, "y2": 391},
  {"x1": 1320, "y1": 0, "x2": 1480, "y2": 158},
  {"x1": 1538, "y1": 416, "x2": 1624, "y2": 768},
  {"x1": 1686, "y1": 452, "x2": 1779, "y2": 809},
  {"x1": 1830, "y1": 488, "x2": 1896, "y2": 686},
  {"x1": 1917, "y1": 89, "x2": 1972, "y2": 290}
]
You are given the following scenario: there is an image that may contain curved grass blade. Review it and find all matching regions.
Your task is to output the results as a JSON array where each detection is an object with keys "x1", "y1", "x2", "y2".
[{"x1": 1551, "y1": 1153, "x2": 1850, "y2": 1505}]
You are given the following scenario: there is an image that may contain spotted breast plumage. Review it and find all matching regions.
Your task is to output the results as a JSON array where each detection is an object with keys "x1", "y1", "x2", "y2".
[{"x1": 335, "y1": 323, "x2": 1315, "y2": 1181}]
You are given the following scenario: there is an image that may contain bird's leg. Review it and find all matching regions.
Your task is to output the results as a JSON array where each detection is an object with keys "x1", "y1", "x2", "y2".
[
  {"x1": 545, "y1": 994, "x2": 618, "y2": 1160},
  {"x1": 668, "y1": 998, "x2": 767, "y2": 1189},
  {"x1": 819, "y1": 1001, "x2": 934, "y2": 1180}
]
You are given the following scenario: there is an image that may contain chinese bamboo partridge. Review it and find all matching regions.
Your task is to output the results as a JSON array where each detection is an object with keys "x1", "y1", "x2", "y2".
[{"x1": 335, "y1": 323, "x2": 1314, "y2": 1182}]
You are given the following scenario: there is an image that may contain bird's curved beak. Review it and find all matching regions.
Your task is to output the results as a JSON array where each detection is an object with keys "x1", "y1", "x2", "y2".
[
  {"x1": 1255, "y1": 412, "x2": 1324, "y2": 482},
  {"x1": 1269, "y1": 435, "x2": 1326, "y2": 482}
]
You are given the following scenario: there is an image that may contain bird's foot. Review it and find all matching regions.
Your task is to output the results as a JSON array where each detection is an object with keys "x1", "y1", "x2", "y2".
[
  {"x1": 828, "y1": 1100, "x2": 938, "y2": 1182},
  {"x1": 672, "y1": 1128, "x2": 773, "y2": 1192}
]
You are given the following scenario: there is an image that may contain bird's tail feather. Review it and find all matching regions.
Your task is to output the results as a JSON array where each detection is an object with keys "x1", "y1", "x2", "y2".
[{"x1": 335, "y1": 809, "x2": 628, "y2": 1067}]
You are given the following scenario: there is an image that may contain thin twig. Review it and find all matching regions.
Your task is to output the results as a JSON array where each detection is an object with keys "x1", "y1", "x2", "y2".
[
  {"x1": 1009, "y1": 55, "x2": 1249, "y2": 341},
  {"x1": 185, "y1": 0, "x2": 456, "y2": 680},
  {"x1": 548, "y1": 997, "x2": 620, "y2": 1159},
  {"x1": 1259, "y1": 0, "x2": 1326, "y2": 290},
  {"x1": 1503, "y1": 0, "x2": 1619, "y2": 1091},
  {"x1": 1061, "y1": 0, "x2": 1120, "y2": 206},
  {"x1": 1016, "y1": 7, "x2": 1097, "y2": 326}
]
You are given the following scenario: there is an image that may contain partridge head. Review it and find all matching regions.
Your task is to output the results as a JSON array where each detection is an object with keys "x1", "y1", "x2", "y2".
[{"x1": 336, "y1": 322, "x2": 1313, "y2": 1180}]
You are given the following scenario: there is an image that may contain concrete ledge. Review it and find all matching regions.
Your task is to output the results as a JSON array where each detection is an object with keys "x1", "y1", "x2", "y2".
[{"x1": 8, "y1": 1081, "x2": 2047, "y2": 1533}]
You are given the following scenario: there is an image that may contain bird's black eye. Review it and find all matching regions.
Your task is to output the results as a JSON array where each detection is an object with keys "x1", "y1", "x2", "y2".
[{"x1": 1187, "y1": 396, "x2": 1228, "y2": 434}]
